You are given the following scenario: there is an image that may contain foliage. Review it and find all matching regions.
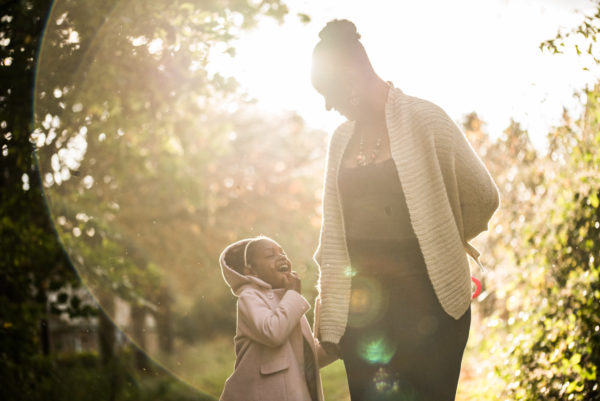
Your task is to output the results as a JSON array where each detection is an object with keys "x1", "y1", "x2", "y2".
[
  {"x1": 456, "y1": 6, "x2": 600, "y2": 400},
  {"x1": 0, "y1": 0, "x2": 88, "y2": 393},
  {"x1": 31, "y1": 0, "x2": 325, "y2": 355},
  {"x1": 1, "y1": 350, "x2": 214, "y2": 401},
  {"x1": 497, "y1": 87, "x2": 600, "y2": 401},
  {"x1": 2, "y1": 0, "x2": 328, "y2": 396},
  {"x1": 1, "y1": 0, "x2": 309, "y2": 397},
  {"x1": 32, "y1": 0, "x2": 290, "y2": 310},
  {"x1": 540, "y1": 0, "x2": 600, "y2": 67},
  {"x1": 167, "y1": 106, "x2": 326, "y2": 344},
  {"x1": 455, "y1": 91, "x2": 600, "y2": 401},
  {"x1": 457, "y1": 79, "x2": 600, "y2": 401}
]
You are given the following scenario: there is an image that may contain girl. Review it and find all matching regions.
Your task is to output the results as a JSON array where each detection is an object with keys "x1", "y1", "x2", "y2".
[{"x1": 219, "y1": 235, "x2": 335, "y2": 401}]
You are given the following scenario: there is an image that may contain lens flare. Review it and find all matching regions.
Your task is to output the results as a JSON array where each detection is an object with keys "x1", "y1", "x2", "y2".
[
  {"x1": 347, "y1": 276, "x2": 389, "y2": 328},
  {"x1": 33, "y1": 0, "x2": 322, "y2": 396},
  {"x1": 344, "y1": 265, "x2": 357, "y2": 277},
  {"x1": 357, "y1": 333, "x2": 397, "y2": 365},
  {"x1": 374, "y1": 367, "x2": 400, "y2": 394},
  {"x1": 365, "y1": 367, "x2": 418, "y2": 401}
]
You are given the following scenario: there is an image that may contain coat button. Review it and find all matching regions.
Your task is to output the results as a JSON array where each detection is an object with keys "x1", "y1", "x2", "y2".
[{"x1": 267, "y1": 293, "x2": 274, "y2": 299}]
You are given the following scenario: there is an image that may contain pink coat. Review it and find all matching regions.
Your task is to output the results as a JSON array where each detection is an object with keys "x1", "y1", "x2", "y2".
[{"x1": 219, "y1": 240, "x2": 334, "y2": 401}]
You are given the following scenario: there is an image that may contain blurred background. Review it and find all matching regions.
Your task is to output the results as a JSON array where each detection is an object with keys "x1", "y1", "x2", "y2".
[{"x1": 1, "y1": 0, "x2": 599, "y2": 400}]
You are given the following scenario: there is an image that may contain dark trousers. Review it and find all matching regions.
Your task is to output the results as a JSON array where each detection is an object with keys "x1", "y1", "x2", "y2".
[{"x1": 339, "y1": 271, "x2": 471, "y2": 401}]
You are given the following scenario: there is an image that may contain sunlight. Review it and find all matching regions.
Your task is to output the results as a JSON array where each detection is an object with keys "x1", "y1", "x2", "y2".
[
  {"x1": 206, "y1": 15, "x2": 344, "y2": 132},
  {"x1": 207, "y1": 0, "x2": 599, "y2": 151},
  {"x1": 23, "y1": 0, "x2": 600, "y2": 399}
]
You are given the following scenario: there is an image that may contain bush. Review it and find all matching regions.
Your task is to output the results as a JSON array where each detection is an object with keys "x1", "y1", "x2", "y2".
[
  {"x1": 496, "y1": 88, "x2": 600, "y2": 401},
  {"x1": 1, "y1": 351, "x2": 215, "y2": 401}
]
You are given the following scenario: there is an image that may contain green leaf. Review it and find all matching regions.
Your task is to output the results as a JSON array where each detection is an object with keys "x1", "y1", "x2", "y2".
[
  {"x1": 589, "y1": 192, "x2": 599, "y2": 208},
  {"x1": 297, "y1": 13, "x2": 311, "y2": 24}
]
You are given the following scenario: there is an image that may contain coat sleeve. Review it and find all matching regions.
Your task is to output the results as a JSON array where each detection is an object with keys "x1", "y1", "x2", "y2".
[{"x1": 238, "y1": 289, "x2": 311, "y2": 348}]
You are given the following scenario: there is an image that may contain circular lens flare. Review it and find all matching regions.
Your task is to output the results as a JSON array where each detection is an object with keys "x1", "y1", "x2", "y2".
[
  {"x1": 367, "y1": 367, "x2": 418, "y2": 401},
  {"x1": 347, "y1": 275, "x2": 389, "y2": 328},
  {"x1": 357, "y1": 333, "x2": 397, "y2": 365},
  {"x1": 33, "y1": 1, "x2": 322, "y2": 397}
]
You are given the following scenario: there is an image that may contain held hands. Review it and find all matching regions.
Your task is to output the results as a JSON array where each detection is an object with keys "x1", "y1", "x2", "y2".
[
  {"x1": 321, "y1": 341, "x2": 341, "y2": 359},
  {"x1": 284, "y1": 271, "x2": 302, "y2": 293}
]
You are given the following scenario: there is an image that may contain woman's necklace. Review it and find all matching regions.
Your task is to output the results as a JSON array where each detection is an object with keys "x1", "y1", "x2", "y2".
[{"x1": 356, "y1": 125, "x2": 384, "y2": 167}]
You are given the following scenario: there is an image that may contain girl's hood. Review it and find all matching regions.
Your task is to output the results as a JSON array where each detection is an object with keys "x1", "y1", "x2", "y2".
[{"x1": 219, "y1": 239, "x2": 272, "y2": 296}]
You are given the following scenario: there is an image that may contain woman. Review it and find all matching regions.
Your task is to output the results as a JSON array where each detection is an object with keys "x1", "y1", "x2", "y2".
[{"x1": 311, "y1": 20, "x2": 499, "y2": 401}]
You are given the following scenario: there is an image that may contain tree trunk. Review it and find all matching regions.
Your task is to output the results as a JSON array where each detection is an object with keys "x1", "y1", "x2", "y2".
[
  {"x1": 39, "y1": 318, "x2": 50, "y2": 356},
  {"x1": 156, "y1": 287, "x2": 174, "y2": 354},
  {"x1": 130, "y1": 304, "x2": 150, "y2": 371},
  {"x1": 98, "y1": 296, "x2": 115, "y2": 364},
  {"x1": 97, "y1": 295, "x2": 119, "y2": 401}
]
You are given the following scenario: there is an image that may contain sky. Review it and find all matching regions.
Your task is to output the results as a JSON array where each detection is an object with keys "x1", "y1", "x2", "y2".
[{"x1": 208, "y1": 0, "x2": 600, "y2": 152}]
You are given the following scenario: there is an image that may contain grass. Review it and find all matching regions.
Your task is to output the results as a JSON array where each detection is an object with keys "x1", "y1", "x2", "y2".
[
  {"x1": 161, "y1": 327, "x2": 501, "y2": 401},
  {"x1": 23, "y1": 351, "x2": 215, "y2": 401},
  {"x1": 160, "y1": 335, "x2": 235, "y2": 397},
  {"x1": 164, "y1": 335, "x2": 351, "y2": 400},
  {"x1": 320, "y1": 359, "x2": 351, "y2": 401}
]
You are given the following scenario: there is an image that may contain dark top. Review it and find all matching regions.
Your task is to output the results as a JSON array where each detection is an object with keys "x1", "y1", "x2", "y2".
[
  {"x1": 338, "y1": 158, "x2": 425, "y2": 276},
  {"x1": 338, "y1": 158, "x2": 413, "y2": 241}
]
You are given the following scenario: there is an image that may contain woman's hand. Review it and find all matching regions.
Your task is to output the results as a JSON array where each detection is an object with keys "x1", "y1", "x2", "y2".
[{"x1": 284, "y1": 271, "x2": 302, "y2": 293}]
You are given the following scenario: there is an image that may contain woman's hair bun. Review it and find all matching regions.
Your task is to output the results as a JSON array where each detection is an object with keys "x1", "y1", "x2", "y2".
[{"x1": 318, "y1": 19, "x2": 361, "y2": 43}]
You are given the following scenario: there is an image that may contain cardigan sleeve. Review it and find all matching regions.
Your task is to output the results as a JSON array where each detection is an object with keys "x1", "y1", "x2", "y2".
[
  {"x1": 453, "y1": 126, "x2": 500, "y2": 241},
  {"x1": 312, "y1": 150, "x2": 328, "y2": 268},
  {"x1": 312, "y1": 122, "x2": 354, "y2": 344},
  {"x1": 313, "y1": 126, "x2": 343, "y2": 268}
]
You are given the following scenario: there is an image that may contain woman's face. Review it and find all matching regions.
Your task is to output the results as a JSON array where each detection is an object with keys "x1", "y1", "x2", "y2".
[
  {"x1": 315, "y1": 81, "x2": 357, "y2": 120},
  {"x1": 247, "y1": 239, "x2": 292, "y2": 289},
  {"x1": 312, "y1": 52, "x2": 358, "y2": 120}
]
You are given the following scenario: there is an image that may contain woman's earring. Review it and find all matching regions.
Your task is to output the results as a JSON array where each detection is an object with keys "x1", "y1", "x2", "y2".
[{"x1": 350, "y1": 88, "x2": 360, "y2": 107}]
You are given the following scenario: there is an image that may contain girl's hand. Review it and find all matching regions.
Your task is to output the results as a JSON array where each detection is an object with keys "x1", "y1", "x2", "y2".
[
  {"x1": 285, "y1": 271, "x2": 302, "y2": 293},
  {"x1": 321, "y1": 341, "x2": 341, "y2": 359}
]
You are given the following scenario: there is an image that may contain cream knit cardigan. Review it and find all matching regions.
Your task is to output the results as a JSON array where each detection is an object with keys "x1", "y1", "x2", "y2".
[{"x1": 313, "y1": 87, "x2": 500, "y2": 344}]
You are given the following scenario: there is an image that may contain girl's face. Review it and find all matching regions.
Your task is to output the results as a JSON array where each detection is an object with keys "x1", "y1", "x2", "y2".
[{"x1": 247, "y1": 239, "x2": 292, "y2": 289}]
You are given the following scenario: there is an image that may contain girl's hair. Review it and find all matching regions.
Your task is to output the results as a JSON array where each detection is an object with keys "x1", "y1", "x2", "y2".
[{"x1": 224, "y1": 235, "x2": 270, "y2": 275}]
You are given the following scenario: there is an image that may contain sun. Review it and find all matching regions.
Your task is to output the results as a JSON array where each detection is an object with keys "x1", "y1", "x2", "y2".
[{"x1": 206, "y1": 16, "x2": 343, "y2": 133}]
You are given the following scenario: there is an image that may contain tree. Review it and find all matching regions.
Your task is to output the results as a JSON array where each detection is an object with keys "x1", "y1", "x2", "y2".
[
  {"x1": 460, "y1": 6, "x2": 600, "y2": 399},
  {"x1": 0, "y1": 1, "x2": 85, "y2": 397},
  {"x1": 1, "y1": 0, "x2": 294, "y2": 399}
]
